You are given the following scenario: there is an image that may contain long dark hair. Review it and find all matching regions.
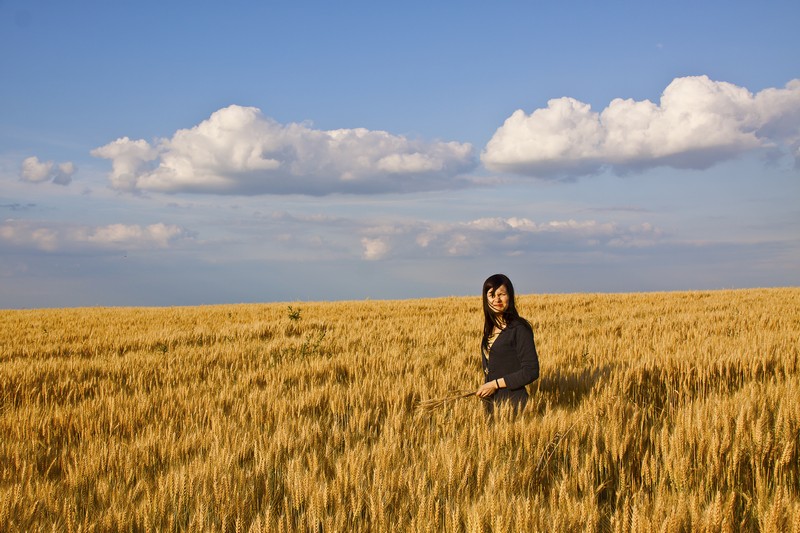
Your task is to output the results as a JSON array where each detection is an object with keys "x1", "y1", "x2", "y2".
[{"x1": 481, "y1": 273, "x2": 522, "y2": 351}]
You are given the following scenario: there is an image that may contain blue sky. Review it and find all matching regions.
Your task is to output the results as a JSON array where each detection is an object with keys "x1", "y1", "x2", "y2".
[{"x1": 1, "y1": 0, "x2": 798, "y2": 308}]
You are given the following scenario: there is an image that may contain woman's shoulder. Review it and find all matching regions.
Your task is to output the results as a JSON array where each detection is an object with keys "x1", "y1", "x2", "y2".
[{"x1": 508, "y1": 316, "x2": 533, "y2": 332}]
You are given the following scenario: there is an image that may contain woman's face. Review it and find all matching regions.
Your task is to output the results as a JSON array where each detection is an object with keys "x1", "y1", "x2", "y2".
[{"x1": 487, "y1": 285, "x2": 509, "y2": 314}]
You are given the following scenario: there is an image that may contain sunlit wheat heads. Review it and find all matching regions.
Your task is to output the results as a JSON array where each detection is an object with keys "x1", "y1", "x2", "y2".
[{"x1": 1, "y1": 288, "x2": 798, "y2": 531}]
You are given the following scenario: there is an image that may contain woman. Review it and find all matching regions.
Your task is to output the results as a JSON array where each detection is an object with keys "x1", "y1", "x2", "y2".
[{"x1": 475, "y1": 274, "x2": 539, "y2": 415}]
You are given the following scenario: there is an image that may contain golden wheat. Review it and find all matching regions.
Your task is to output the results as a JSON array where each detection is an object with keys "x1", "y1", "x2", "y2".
[{"x1": 1, "y1": 288, "x2": 798, "y2": 531}]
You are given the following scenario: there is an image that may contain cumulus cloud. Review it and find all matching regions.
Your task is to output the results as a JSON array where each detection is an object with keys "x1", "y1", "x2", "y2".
[
  {"x1": 0, "y1": 220, "x2": 192, "y2": 252},
  {"x1": 90, "y1": 138, "x2": 158, "y2": 191},
  {"x1": 91, "y1": 105, "x2": 476, "y2": 195},
  {"x1": 19, "y1": 156, "x2": 76, "y2": 185},
  {"x1": 482, "y1": 76, "x2": 800, "y2": 179}
]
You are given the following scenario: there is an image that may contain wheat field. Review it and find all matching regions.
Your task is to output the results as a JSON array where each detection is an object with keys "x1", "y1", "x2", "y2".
[{"x1": 1, "y1": 288, "x2": 798, "y2": 532}]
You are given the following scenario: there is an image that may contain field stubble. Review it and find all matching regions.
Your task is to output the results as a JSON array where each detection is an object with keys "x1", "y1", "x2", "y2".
[{"x1": 0, "y1": 288, "x2": 798, "y2": 531}]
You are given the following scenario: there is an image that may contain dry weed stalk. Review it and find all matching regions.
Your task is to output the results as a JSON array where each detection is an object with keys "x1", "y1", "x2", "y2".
[{"x1": 415, "y1": 389, "x2": 479, "y2": 412}]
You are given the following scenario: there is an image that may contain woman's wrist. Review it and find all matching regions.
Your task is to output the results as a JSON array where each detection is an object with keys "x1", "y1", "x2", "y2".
[{"x1": 495, "y1": 378, "x2": 501, "y2": 389}]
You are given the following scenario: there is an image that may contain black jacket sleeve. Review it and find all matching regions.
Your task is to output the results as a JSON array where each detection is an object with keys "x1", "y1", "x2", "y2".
[{"x1": 502, "y1": 320, "x2": 539, "y2": 390}]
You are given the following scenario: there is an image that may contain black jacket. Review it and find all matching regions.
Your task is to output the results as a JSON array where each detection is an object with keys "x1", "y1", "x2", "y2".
[{"x1": 482, "y1": 319, "x2": 539, "y2": 391}]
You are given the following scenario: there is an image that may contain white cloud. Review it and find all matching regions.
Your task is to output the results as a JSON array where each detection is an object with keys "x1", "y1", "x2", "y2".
[
  {"x1": 20, "y1": 157, "x2": 51, "y2": 183},
  {"x1": 254, "y1": 210, "x2": 666, "y2": 261},
  {"x1": 0, "y1": 220, "x2": 191, "y2": 252},
  {"x1": 90, "y1": 137, "x2": 159, "y2": 191},
  {"x1": 91, "y1": 105, "x2": 476, "y2": 195},
  {"x1": 85, "y1": 223, "x2": 186, "y2": 248},
  {"x1": 407, "y1": 217, "x2": 663, "y2": 256},
  {"x1": 19, "y1": 156, "x2": 76, "y2": 186},
  {"x1": 361, "y1": 237, "x2": 390, "y2": 260},
  {"x1": 482, "y1": 76, "x2": 800, "y2": 179}
]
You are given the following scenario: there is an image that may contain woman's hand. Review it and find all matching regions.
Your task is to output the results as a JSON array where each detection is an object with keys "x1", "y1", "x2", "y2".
[{"x1": 476, "y1": 380, "x2": 499, "y2": 398}]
